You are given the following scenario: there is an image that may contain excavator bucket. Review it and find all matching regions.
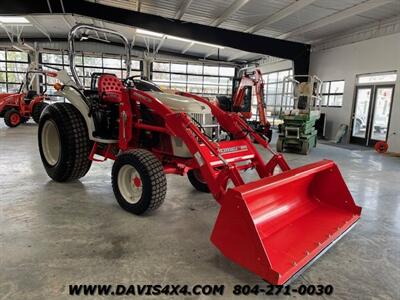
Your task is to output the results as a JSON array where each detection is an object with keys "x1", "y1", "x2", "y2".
[{"x1": 211, "y1": 160, "x2": 361, "y2": 285}]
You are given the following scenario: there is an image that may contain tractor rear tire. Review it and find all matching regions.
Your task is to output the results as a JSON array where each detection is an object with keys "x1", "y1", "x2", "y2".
[
  {"x1": 188, "y1": 169, "x2": 210, "y2": 193},
  {"x1": 32, "y1": 102, "x2": 49, "y2": 123},
  {"x1": 38, "y1": 103, "x2": 92, "y2": 182},
  {"x1": 112, "y1": 149, "x2": 167, "y2": 215},
  {"x1": 4, "y1": 109, "x2": 21, "y2": 127}
]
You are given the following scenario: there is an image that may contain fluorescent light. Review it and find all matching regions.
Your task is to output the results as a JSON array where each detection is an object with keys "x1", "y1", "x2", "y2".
[
  {"x1": 166, "y1": 35, "x2": 224, "y2": 49},
  {"x1": 136, "y1": 29, "x2": 163, "y2": 38},
  {"x1": 193, "y1": 41, "x2": 224, "y2": 49},
  {"x1": 166, "y1": 35, "x2": 192, "y2": 43},
  {"x1": 0, "y1": 16, "x2": 30, "y2": 24},
  {"x1": 136, "y1": 28, "x2": 224, "y2": 49}
]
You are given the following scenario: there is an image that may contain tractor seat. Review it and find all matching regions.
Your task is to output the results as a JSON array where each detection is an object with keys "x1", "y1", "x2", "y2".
[
  {"x1": 24, "y1": 90, "x2": 37, "y2": 104},
  {"x1": 98, "y1": 74, "x2": 124, "y2": 103}
]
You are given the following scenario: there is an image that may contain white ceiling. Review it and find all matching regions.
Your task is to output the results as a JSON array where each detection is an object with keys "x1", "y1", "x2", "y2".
[{"x1": 0, "y1": 0, "x2": 399, "y2": 62}]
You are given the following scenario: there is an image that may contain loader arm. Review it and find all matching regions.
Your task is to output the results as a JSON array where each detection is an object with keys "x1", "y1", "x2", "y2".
[{"x1": 133, "y1": 89, "x2": 286, "y2": 201}]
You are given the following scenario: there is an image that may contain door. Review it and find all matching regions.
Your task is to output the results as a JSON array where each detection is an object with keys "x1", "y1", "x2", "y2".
[
  {"x1": 369, "y1": 86, "x2": 395, "y2": 144},
  {"x1": 351, "y1": 86, "x2": 373, "y2": 145},
  {"x1": 350, "y1": 85, "x2": 395, "y2": 146}
]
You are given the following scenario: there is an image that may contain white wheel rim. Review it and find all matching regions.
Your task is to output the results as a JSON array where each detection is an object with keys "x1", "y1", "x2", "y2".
[
  {"x1": 118, "y1": 165, "x2": 143, "y2": 204},
  {"x1": 41, "y1": 120, "x2": 61, "y2": 166}
]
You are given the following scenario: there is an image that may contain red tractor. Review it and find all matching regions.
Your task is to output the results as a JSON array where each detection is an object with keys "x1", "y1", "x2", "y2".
[
  {"x1": 0, "y1": 70, "x2": 56, "y2": 127},
  {"x1": 38, "y1": 25, "x2": 361, "y2": 285}
]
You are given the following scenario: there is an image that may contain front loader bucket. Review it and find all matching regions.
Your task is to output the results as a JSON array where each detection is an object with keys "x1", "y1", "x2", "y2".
[{"x1": 211, "y1": 160, "x2": 361, "y2": 285}]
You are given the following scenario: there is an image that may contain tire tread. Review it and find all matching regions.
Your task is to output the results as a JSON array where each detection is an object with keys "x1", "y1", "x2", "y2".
[
  {"x1": 39, "y1": 103, "x2": 92, "y2": 181},
  {"x1": 112, "y1": 149, "x2": 167, "y2": 214}
]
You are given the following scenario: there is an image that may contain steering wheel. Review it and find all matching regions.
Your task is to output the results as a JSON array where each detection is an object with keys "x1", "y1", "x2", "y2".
[{"x1": 123, "y1": 75, "x2": 148, "y2": 88}]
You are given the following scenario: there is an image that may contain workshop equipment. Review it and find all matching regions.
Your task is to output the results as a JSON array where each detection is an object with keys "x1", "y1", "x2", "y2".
[{"x1": 277, "y1": 75, "x2": 322, "y2": 154}]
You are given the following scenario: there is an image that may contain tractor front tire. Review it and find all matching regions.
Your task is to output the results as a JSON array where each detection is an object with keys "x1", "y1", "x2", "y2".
[
  {"x1": 188, "y1": 169, "x2": 210, "y2": 193},
  {"x1": 38, "y1": 103, "x2": 92, "y2": 182},
  {"x1": 4, "y1": 109, "x2": 21, "y2": 127},
  {"x1": 112, "y1": 149, "x2": 167, "y2": 215},
  {"x1": 32, "y1": 102, "x2": 49, "y2": 123}
]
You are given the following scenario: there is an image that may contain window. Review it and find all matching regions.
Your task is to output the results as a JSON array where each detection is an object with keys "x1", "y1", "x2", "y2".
[
  {"x1": 357, "y1": 71, "x2": 397, "y2": 84},
  {"x1": 322, "y1": 80, "x2": 345, "y2": 107},
  {"x1": 0, "y1": 49, "x2": 29, "y2": 93},
  {"x1": 261, "y1": 69, "x2": 293, "y2": 126},
  {"x1": 40, "y1": 51, "x2": 142, "y2": 98},
  {"x1": 152, "y1": 61, "x2": 235, "y2": 97}
]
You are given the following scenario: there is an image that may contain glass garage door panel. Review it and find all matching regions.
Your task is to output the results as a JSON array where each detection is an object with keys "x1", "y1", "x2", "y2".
[
  {"x1": 352, "y1": 88, "x2": 372, "y2": 139},
  {"x1": 370, "y1": 87, "x2": 393, "y2": 141}
]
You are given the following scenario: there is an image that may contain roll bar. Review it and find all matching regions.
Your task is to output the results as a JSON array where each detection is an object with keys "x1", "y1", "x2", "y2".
[
  {"x1": 68, "y1": 24, "x2": 131, "y2": 89},
  {"x1": 18, "y1": 70, "x2": 57, "y2": 94}
]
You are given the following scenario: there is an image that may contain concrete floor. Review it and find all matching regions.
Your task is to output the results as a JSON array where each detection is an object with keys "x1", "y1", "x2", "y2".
[{"x1": 0, "y1": 121, "x2": 399, "y2": 300}]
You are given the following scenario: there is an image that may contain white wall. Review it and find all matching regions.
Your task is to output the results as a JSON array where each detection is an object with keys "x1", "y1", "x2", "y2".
[{"x1": 310, "y1": 32, "x2": 400, "y2": 153}]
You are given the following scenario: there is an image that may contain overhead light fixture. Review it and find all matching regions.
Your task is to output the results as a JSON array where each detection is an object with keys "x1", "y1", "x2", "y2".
[
  {"x1": 80, "y1": 34, "x2": 110, "y2": 43},
  {"x1": 136, "y1": 29, "x2": 163, "y2": 38},
  {"x1": 166, "y1": 35, "x2": 224, "y2": 49},
  {"x1": 0, "y1": 16, "x2": 30, "y2": 24},
  {"x1": 87, "y1": 35, "x2": 111, "y2": 43},
  {"x1": 80, "y1": 34, "x2": 89, "y2": 41},
  {"x1": 165, "y1": 35, "x2": 192, "y2": 43},
  {"x1": 136, "y1": 28, "x2": 224, "y2": 49},
  {"x1": 192, "y1": 40, "x2": 225, "y2": 49}
]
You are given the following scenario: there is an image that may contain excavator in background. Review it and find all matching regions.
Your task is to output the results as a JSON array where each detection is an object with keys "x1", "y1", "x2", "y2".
[{"x1": 216, "y1": 68, "x2": 273, "y2": 142}]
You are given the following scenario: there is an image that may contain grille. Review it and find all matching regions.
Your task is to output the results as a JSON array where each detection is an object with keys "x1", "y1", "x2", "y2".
[{"x1": 189, "y1": 113, "x2": 220, "y2": 140}]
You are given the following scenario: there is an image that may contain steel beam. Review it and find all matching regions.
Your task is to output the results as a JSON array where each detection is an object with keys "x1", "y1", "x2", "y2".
[{"x1": 1, "y1": 0, "x2": 311, "y2": 74}]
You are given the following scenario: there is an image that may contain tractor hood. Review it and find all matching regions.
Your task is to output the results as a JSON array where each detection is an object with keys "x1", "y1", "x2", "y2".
[{"x1": 148, "y1": 92, "x2": 211, "y2": 114}]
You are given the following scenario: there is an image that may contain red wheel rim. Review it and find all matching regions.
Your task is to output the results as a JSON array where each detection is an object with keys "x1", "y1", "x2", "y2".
[
  {"x1": 375, "y1": 141, "x2": 388, "y2": 153},
  {"x1": 10, "y1": 113, "x2": 20, "y2": 126}
]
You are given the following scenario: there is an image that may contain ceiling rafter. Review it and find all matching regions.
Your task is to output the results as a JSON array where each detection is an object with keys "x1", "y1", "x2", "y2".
[
  {"x1": 227, "y1": 51, "x2": 247, "y2": 61},
  {"x1": 0, "y1": 24, "x2": 26, "y2": 43},
  {"x1": 181, "y1": 41, "x2": 194, "y2": 54},
  {"x1": 131, "y1": 28, "x2": 137, "y2": 48},
  {"x1": 245, "y1": 0, "x2": 317, "y2": 34},
  {"x1": 62, "y1": 15, "x2": 74, "y2": 29},
  {"x1": 278, "y1": 0, "x2": 395, "y2": 39},
  {"x1": 26, "y1": 16, "x2": 51, "y2": 42},
  {"x1": 203, "y1": 48, "x2": 218, "y2": 59},
  {"x1": 175, "y1": 0, "x2": 193, "y2": 20},
  {"x1": 210, "y1": 0, "x2": 250, "y2": 27},
  {"x1": 155, "y1": 35, "x2": 167, "y2": 53}
]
